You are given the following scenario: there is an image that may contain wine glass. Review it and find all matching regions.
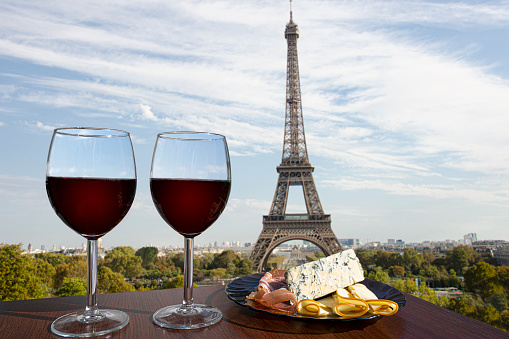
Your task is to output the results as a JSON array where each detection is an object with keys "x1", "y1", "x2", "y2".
[
  {"x1": 150, "y1": 132, "x2": 231, "y2": 329},
  {"x1": 46, "y1": 127, "x2": 137, "y2": 337}
]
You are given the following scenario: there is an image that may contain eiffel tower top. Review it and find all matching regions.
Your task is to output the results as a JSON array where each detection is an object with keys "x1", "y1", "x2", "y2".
[
  {"x1": 280, "y1": 0, "x2": 310, "y2": 169},
  {"x1": 286, "y1": 0, "x2": 298, "y2": 36}
]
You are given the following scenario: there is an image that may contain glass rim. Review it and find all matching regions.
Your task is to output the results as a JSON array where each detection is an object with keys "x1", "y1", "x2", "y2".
[
  {"x1": 54, "y1": 127, "x2": 130, "y2": 138},
  {"x1": 156, "y1": 131, "x2": 225, "y2": 141}
]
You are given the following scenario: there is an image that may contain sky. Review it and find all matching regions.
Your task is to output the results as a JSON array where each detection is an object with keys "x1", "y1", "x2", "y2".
[{"x1": 1, "y1": 0, "x2": 509, "y2": 250}]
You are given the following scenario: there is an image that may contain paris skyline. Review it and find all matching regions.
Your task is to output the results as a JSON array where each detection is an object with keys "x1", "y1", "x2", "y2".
[{"x1": 1, "y1": 1, "x2": 509, "y2": 249}]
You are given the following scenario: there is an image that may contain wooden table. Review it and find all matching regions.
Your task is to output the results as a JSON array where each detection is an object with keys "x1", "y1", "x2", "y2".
[{"x1": 0, "y1": 285, "x2": 507, "y2": 338}]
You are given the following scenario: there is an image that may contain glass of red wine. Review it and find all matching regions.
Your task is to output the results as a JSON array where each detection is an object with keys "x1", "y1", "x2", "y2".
[
  {"x1": 46, "y1": 127, "x2": 136, "y2": 337},
  {"x1": 150, "y1": 132, "x2": 231, "y2": 329}
]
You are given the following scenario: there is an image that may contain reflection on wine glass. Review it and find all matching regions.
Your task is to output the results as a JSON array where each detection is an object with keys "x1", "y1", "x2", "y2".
[
  {"x1": 150, "y1": 131, "x2": 231, "y2": 329},
  {"x1": 46, "y1": 127, "x2": 136, "y2": 337}
]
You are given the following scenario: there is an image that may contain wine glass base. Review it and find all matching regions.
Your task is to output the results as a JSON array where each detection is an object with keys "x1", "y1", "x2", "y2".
[
  {"x1": 152, "y1": 304, "x2": 222, "y2": 330},
  {"x1": 51, "y1": 309, "x2": 129, "y2": 338}
]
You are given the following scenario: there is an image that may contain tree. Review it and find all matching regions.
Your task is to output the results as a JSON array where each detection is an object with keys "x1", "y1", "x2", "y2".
[
  {"x1": 226, "y1": 262, "x2": 236, "y2": 277},
  {"x1": 163, "y1": 275, "x2": 185, "y2": 289},
  {"x1": 391, "y1": 278, "x2": 418, "y2": 294},
  {"x1": 356, "y1": 249, "x2": 375, "y2": 267},
  {"x1": 98, "y1": 267, "x2": 135, "y2": 293},
  {"x1": 0, "y1": 244, "x2": 48, "y2": 301},
  {"x1": 446, "y1": 246, "x2": 469, "y2": 274},
  {"x1": 474, "y1": 305, "x2": 499, "y2": 326},
  {"x1": 53, "y1": 259, "x2": 87, "y2": 290},
  {"x1": 489, "y1": 293, "x2": 508, "y2": 312},
  {"x1": 215, "y1": 250, "x2": 238, "y2": 269},
  {"x1": 447, "y1": 296, "x2": 476, "y2": 317},
  {"x1": 105, "y1": 246, "x2": 136, "y2": 258},
  {"x1": 209, "y1": 268, "x2": 227, "y2": 280},
  {"x1": 375, "y1": 251, "x2": 392, "y2": 268},
  {"x1": 57, "y1": 277, "x2": 86, "y2": 297},
  {"x1": 368, "y1": 267, "x2": 390, "y2": 284},
  {"x1": 135, "y1": 247, "x2": 159, "y2": 268},
  {"x1": 402, "y1": 248, "x2": 423, "y2": 274},
  {"x1": 446, "y1": 245, "x2": 480, "y2": 275},
  {"x1": 496, "y1": 266, "x2": 509, "y2": 292},
  {"x1": 171, "y1": 253, "x2": 185, "y2": 272},
  {"x1": 498, "y1": 311, "x2": 509, "y2": 332},
  {"x1": 392, "y1": 265, "x2": 405, "y2": 277},
  {"x1": 33, "y1": 258, "x2": 56, "y2": 291},
  {"x1": 34, "y1": 252, "x2": 71, "y2": 267},
  {"x1": 419, "y1": 264, "x2": 439, "y2": 278},
  {"x1": 103, "y1": 254, "x2": 144, "y2": 280},
  {"x1": 464, "y1": 262, "x2": 503, "y2": 300},
  {"x1": 422, "y1": 250, "x2": 436, "y2": 265},
  {"x1": 238, "y1": 259, "x2": 253, "y2": 276}
]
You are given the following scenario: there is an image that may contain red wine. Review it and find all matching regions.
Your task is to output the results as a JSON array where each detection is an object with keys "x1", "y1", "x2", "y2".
[
  {"x1": 46, "y1": 177, "x2": 136, "y2": 239},
  {"x1": 150, "y1": 178, "x2": 230, "y2": 237}
]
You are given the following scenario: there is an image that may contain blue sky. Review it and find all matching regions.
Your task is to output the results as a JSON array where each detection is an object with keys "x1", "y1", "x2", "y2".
[{"x1": 1, "y1": 0, "x2": 509, "y2": 250}]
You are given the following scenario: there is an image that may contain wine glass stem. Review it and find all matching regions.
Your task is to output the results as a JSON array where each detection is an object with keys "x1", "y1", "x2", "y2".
[
  {"x1": 182, "y1": 237, "x2": 194, "y2": 309},
  {"x1": 86, "y1": 239, "x2": 99, "y2": 316}
]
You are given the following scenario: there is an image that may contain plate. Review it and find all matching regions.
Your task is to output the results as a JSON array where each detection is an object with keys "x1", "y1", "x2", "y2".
[{"x1": 225, "y1": 273, "x2": 406, "y2": 321}]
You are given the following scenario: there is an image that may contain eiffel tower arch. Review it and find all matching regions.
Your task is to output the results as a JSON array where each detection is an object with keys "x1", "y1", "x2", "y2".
[{"x1": 250, "y1": 4, "x2": 342, "y2": 273}]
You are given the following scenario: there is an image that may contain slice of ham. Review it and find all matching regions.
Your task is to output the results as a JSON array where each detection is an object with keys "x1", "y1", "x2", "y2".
[
  {"x1": 247, "y1": 269, "x2": 297, "y2": 314},
  {"x1": 259, "y1": 269, "x2": 287, "y2": 292}
]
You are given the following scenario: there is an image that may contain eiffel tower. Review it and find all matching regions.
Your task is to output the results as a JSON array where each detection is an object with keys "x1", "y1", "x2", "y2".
[{"x1": 250, "y1": 4, "x2": 342, "y2": 273}]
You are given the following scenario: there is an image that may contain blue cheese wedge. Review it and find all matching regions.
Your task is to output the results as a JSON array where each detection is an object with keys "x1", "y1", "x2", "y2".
[{"x1": 285, "y1": 249, "x2": 364, "y2": 301}]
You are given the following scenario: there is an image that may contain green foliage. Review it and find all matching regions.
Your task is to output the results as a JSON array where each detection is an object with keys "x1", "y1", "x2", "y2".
[
  {"x1": 135, "y1": 247, "x2": 159, "y2": 268},
  {"x1": 392, "y1": 278, "x2": 418, "y2": 294},
  {"x1": 34, "y1": 252, "x2": 71, "y2": 267},
  {"x1": 356, "y1": 248, "x2": 375, "y2": 267},
  {"x1": 497, "y1": 266, "x2": 509, "y2": 291},
  {"x1": 402, "y1": 248, "x2": 424, "y2": 274},
  {"x1": 209, "y1": 268, "x2": 227, "y2": 280},
  {"x1": 446, "y1": 246, "x2": 470, "y2": 275},
  {"x1": 98, "y1": 267, "x2": 135, "y2": 293},
  {"x1": 102, "y1": 253, "x2": 145, "y2": 280},
  {"x1": 446, "y1": 245, "x2": 480, "y2": 275},
  {"x1": 464, "y1": 262, "x2": 503, "y2": 299},
  {"x1": 368, "y1": 267, "x2": 390, "y2": 284},
  {"x1": 376, "y1": 251, "x2": 400, "y2": 268},
  {"x1": 105, "y1": 246, "x2": 136, "y2": 258},
  {"x1": 170, "y1": 253, "x2": 185, "y2": 272},
  {"x1": 489, "y1": 293, "x2": 508, "y2": 312},
  {"x1": 33, "y1": 258, "x2": 56, "y2": 290},
  {"x1": 215, "y1": 250, "x2": 238, "y2": 269},
  {"x1": 447, "y1": 296, "x2": 477, "y2": 316},
  {"x1": 57, "y1": 277, "x2": 86, "y2": 297},
  {"x1": 53, "y1": 259, "x2": 87, "y2": 290},
  {"x1": 266, "y1": 254, "x2": 285, "y2": 270},
  {"x1": 391, "y1": 265, "x2": 405, "y2": 277},
  {"x1": 163, "y1": 275, "x2": 185, "y2": 289},
  {"x1": 498, "y1": 311, "x2": 509, "y2": 331},
  {"x1": 0, "y1": 244, "x2": 48, "y2": 301},
  {"x1": 238, "y1": 259, "x2": 253, "y2": 276}
]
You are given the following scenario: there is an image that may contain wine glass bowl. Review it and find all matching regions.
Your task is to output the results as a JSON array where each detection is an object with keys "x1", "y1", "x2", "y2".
[
  {"x1": 46, "y1": 127, "x2": 136, "y2": 337},
  {"x1": 150, "y1": 132, "x2": 231, "y2": 329}
]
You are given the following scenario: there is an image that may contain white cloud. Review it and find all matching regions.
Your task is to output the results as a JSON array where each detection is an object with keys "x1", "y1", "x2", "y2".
[
  {"x1": 27, "y1": 121, "x2": 55, "y2": 132},
  {"x1": 139, "y1": 104, "x2": 158, "y2": 121},
  {"x1": 324, "y1": 177, "x2": 509, "y2": 205}
]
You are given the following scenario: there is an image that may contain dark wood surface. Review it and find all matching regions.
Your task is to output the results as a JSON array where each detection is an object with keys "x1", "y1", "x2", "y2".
[{"x1": 0, "y1": 285, "x2": 507, "y2": 338}]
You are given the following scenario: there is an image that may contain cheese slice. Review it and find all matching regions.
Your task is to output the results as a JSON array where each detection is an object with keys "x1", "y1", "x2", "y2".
[
  {"x1": 346, "y1": 283, "x2": 378, "y2": 300},
  {"x1": 285, "y1": 249, "x2": 364, "y2": 301}
]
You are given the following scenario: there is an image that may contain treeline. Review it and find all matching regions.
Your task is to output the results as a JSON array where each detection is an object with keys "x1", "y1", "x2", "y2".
[
  {"x1": 0, "y1": 243, "x2": 252, "y2": 302},
  {"x1": 358, "y1": 246, "x2": 509, "y2": 331}
]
